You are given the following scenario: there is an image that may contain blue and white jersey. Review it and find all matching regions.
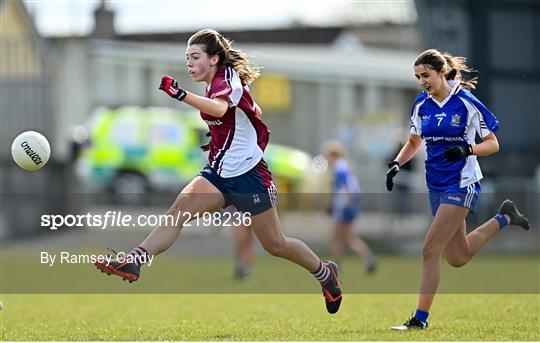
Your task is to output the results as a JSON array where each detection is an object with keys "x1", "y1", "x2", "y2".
[
  {"x1": 332, "y1": 158, "x2": 361, "y2": 210},
  {"x1": 410, "y1": 80, "x2": 500, "y2": 191}
]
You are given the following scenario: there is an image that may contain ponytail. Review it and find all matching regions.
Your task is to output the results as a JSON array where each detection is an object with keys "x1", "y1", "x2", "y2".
[{"x1": 441, "y1": 52, "x2": 478, "y2": 90}]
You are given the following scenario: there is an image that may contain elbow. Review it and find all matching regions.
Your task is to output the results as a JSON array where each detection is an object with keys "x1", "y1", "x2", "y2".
[
  {"x1": 205, "y1": 107, "x2": 226, "y2": 118},
  {"x1": 408, "y1": 136, "x2": 422, "y2": 150},
  {"x1": 488, "y1": 137, "x2": 499, "y2": 154},
  {"x1": 493, "y1": 141, "x2": 500, "y2": 153},
  {"x1": 480, "y1": 140, "x2": 499, "y2": 156},
  {"x1": 484, "y1": 133, "x2": 499, "y2": 155},
  {"x1": 209, "y1": 103, "x2": 228, "y2": 118}
]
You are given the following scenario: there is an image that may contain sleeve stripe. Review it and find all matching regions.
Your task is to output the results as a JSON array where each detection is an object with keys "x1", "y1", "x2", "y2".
[
  {"x1": 459, "y1": 96, "x2": 496, "y2": 132},
  {"x1": 409, "y1": 98, "x2": 427, "y2": 135},
  {"x1": 226, "y1": 67, "x2": 243, "y2": 107},
  {"x1": 459, "y1": 96, "x2": 492, "y2": 137},
  {"x1": 225, "y1": 67, "x2": 232, "y2": 88}
]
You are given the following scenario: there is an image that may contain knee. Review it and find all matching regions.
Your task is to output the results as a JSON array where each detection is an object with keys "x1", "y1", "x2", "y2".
[
  {"x1": 421, "y1": 244, "x2": 441, "y2": 261},
  {"x1": 168, "y1": 193, "x2": 187, "y2": 213},
  {"x1": 169, "y1": 192, "x2": 199, "y2": 216},
  {"x1": 263, "y1": 240, "x2": 288, "y2": 258},
  {"x1": 445, "y1": 255, "x2": 469, "y2": 268}
]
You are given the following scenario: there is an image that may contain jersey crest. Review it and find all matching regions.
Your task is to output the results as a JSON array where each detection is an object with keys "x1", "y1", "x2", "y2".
[{"x1": 450, "y1": 114, "x2": 461, "y2": 127}]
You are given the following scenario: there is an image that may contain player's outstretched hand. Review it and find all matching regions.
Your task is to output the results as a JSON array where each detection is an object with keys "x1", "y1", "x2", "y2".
[
  {"x1": 444, "y1": 145, "x2": 472, "y2": 162},
  {"x1": 386, "y1": 161, "x2": 400, "y2": 192},
  {"x1": 159, "y1": 75, "x2": 187, "y2": 101}
]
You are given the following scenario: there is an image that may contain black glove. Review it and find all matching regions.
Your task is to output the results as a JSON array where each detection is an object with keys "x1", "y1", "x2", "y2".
[
  {"x1": 444, "y1": 145, "x2": 472, "y2": 162},
  {"x1": 386, "y1": 161, "x2": 400, "y2": 192},
  {"x1": 200, "y1": 132, "x2": 211, "y2": 152}
]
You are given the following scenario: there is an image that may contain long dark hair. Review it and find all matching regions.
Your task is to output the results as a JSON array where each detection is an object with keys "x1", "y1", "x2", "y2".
[
  {"x1": 188, "y1": 29, "x2": 260, "y2": 85},
  {"x1": 414, "y1": 49, "x2": 478, "y2": 90}
]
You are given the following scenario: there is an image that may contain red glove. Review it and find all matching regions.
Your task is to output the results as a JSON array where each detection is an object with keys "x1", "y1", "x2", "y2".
[{"x1": 159, "y1": 75, "x2": 187, "y2": 101}]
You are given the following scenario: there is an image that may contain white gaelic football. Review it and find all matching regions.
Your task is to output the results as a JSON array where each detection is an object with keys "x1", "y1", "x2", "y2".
[{"x1": 11, "y1": 131, "x2": 51, "y2": 171}]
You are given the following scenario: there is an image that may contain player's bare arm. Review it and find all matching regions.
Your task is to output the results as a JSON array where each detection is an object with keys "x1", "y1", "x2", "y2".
[
  {"x1": 395, "y1": 133, "x2": 422, "y2": 166},
  {"x1": 183, "y1": 92, "x2": 228, "y2": 118},
  {"x1": 470, "y1": 132, "x2": 499, "y2": 156}
]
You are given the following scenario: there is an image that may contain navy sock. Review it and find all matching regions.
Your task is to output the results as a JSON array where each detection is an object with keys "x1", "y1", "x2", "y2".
[
  {"x1": 414, "y1": 309, "x2": 429, "y2": 323},
  {"x1": 494, "y1": 214, "x2": 509, "y2": 229}
]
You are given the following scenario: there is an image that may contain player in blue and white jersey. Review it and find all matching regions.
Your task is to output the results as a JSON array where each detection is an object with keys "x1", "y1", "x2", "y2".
[
  {"x1": 323, "y1": 140, "x2": 376, "y2": 274},
  {"x1": 386, "y1": 49, "x2": 530, "y2": 330}
]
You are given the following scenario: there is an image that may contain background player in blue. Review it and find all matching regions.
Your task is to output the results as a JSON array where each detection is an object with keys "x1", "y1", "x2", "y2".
[
  {"x1": 323, "y1": 140, "x2": 376, "y2": 274},
  {"x1": 94, "y1": 29, "x2": 342, "y2": 314},
  {"x1": 386, "y1": 49, "x2": 530, "y2": 330}
]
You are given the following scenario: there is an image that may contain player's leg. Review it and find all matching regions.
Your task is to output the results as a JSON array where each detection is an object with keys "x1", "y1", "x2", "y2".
[
  {"x1": 338, "y1": 200, "x2": 377, "y2": 273},
  {"x1": 233, "y1": 218, "x2": 254, "y2": 280},
  {"x1": 418, "y1": 204, "x2": 468, "y2": 310},
  {"x1": 330, "y1": 221, "x2": 346, "y2": 266},
  {"x1": 250, "y1": 207, "x2": 342, "y2": 314},
  {"x1": 443, "y1": 217, "x2": 501, "y2": 268},
  {"x1": 444, "y1": 199, "x2": 530, "y2": 268},
  {"x1": 230, "y1": 159, "x2": 341, "y2": 313},
  {"x1": 95, "y1": 176, "x2": 225, "y2": 282},
  {"x1": 442, "y1": 220, "x2": 470, "y2": 267},
  {"x1": 141, "y1": 176, "x2": 225, "y2": 254},
  {"x1": 341, "y1": 224, "x2": 377, "y2": 274},
  {"x1": 392, "y1": 203, "x2": 468, "y2": 330},
  {"x1": 251, "y1": 206, "x2": 319, "y2": 271}
]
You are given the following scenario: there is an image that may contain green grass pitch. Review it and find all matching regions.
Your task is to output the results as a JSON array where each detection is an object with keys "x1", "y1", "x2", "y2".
[
  {"x1": 1, "y1": 294, "x2": 538, "y2": 341},
  {"x1": 1, "y1": 254, "x2": 539, "y2": 340}
]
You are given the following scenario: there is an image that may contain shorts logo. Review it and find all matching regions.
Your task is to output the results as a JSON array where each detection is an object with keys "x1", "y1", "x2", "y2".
[
  {"x1": 448, "y1": 195, "x2": 461, "y2": 202},
  {"x1": 451, "y1": 114, "x2": 461, "y2": 127},
  {"x1": 267, "y1": 183, "x2": 278, "y2": 207},
  {"x1": 253, "y1": 194, "x2": 260, "y2": 204}
]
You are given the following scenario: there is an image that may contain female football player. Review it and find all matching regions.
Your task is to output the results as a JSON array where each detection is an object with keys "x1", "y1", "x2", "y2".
[
  {"x1": 95, "y1": 29, "x2": 342, "y2": 314},
  {"x1": 386, "y1": 49, "x2": 530, "y2": 330},
  {"x1": 322, "y1": 139, "x2": 376, "y2": 274}
]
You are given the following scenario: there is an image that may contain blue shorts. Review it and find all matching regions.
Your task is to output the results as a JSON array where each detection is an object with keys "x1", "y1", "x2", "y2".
[
  {"x1": 333, "y1": 195, "x2": 360, "y2": 224},
  {"x1": 199, "y1": 159, "x2": 277, "y2": 215},
  {"x1": 428, "y1": 182, "x2": 481, "y2": 216}
]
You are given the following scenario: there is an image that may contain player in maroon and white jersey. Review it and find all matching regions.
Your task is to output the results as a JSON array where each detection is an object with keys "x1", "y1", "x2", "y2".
[
  {"x1": 202, "y1": 63, "x2": 270, "y2": 178},
  {"x1": 95, "y1": 29, "x2": 342, "y2": 314}
]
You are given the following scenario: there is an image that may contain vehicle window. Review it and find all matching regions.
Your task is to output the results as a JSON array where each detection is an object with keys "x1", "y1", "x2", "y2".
[
  {"x1": 149, "y1": 124, "x2": 183, "y2": 146},
  {"x1": 111, "y1": 122, "x2": 139, "y2": 147}
]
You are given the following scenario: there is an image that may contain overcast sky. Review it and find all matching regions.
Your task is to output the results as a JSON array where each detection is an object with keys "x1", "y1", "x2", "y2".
[{"x1": 23, "y1": 0, "x2": 417, "y2": 36}]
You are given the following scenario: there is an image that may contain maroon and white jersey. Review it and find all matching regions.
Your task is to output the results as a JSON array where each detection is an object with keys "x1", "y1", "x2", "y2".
[{"x1": 201, "y1": 65, "x2": 270, "y2": 178}]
